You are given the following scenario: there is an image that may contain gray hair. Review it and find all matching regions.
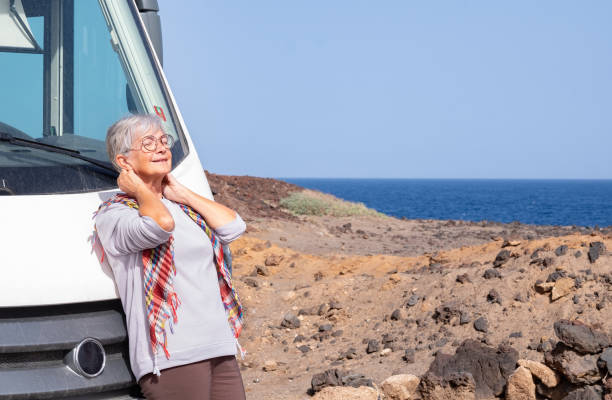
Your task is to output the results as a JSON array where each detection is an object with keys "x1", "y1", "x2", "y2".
[{"x1": 106, "y1": 114, "x2": 164, "y2": 170}]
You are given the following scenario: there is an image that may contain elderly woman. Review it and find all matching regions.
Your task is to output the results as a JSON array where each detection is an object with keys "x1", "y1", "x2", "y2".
[{"x1": 94, "y1": 114, "x2": 246, "y2": 400}]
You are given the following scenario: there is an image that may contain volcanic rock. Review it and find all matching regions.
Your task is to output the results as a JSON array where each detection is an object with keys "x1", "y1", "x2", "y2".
[
  {"x1": 563, "y1": 385, "x2": 604, "y2": 400},
  {"x1": 487, "y1": 289, "x2": 502, "y2": 305},
  {"x1": 588, "y1": 242, "x2": 606, "y2": 263},
  {"x1": 555, "y1": 245, "x2": 568, "y2": 256},
  {"x1": 433, "y1": 303, "x2": 462, "y2": 325},
  {"x1": 554, "y1": 320, "x2": 611, "y2": 354},
  {"x1": 600, "y1": 348, "x2": 612, "y2": 374},
  {"x1": 483, "y1": 269, "x2": 501, "y2": 279},
  {"x1": 423, "y1": 339, "x2": 518, "y2": 398},
  {"x1": 366, "y1": 339, "x2": 380, "y2": 354},
  {"x1": 494, "y1": 250, "x2": 512, "y2": 268},
  {"x1": 418, "y1": 372, "x2": 476, "y2": 400},
  {"x1": 280, "y1": 312, "x2": 301, "y2": 329},
  {"x1": 473, "y1": 317, "x2": 488, "y2": 333},
  {"x1": 544, "y1": 343, "x2": 601, "y2": 385}
]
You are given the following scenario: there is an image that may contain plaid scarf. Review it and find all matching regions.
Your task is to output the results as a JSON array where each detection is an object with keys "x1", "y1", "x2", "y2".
[{"x1": 95, "y1": 194, "x2": 244, "y2": 367}]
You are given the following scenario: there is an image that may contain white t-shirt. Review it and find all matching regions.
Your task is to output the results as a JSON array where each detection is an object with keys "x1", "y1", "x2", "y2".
[{"x1": 95, "y1": 197, "x2": 246, "y2": 381}]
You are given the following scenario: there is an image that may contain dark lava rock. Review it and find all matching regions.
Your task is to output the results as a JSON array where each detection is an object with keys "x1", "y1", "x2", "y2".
[
  {"x1": 280, "y1": 312, "x2": 300, "y2": 329},
  {"x1": 366, "y1": 339, "x2": 380, "y2": 354},
  {"x1": 423, "y1": 339, "x2": 518, "y2": 398},
  {"x1": 310, "y1": 369, "x2": 344, "y2": 393},
  {"x1": 555, "y1": 245, "x2": 568, "y2": 256},
  {"x1": 509, "y1": 331, "x2": 523, "y2": 338},
  {"x1": 456, "y1": 273, "x2": 471, "y2": 284},
  {"x1": 418, "y1": 372, "x2": 476, "y2": 399},
  {"x1": 530, "y1": 257, "x2": 555, "y2": 268},
  {"x1": 536, "y1": 380, "x2": 579, "y2": 400},
  {"x1": 494, "y1": 250, "x2": 511, "y2": 267},
  {"x1": 474, "y1": 317, "x2": 488, "y2": 333},
  {"x1": 390, "y1": 309, "x2": 404, "y2": 321},
  {"x1": 341, "y1": 373, "x2": 374, "y2": 389},
  {"x1": 242, "y1": 277, "x2": 259, "y2": 288},
  {"x1": 319, "y1": 323, "x2": 332, "y2": 332},
  {"x1": 254, "y1": 265, "x2": 269, "y2": 276},
  {"x1": 600, "y1": 347, "x2": 612, "y2": 374},
  {"x1": 293, "y1": 334, "x2": 305, "y2": 343},
  {"x1": 487, "y1": 289, "x2": 502, "y2": 305},
  {"x1": 575, "y1": 251, "x2": 583, "y2": 258},
  {"x1": 483, "y1": 268, "x2": 501, "y2": 279},
  {"x1": 554, "y1": 319, "x2": 611, "y2": 354},
  {"x1": 403, "y1": 348, "x2": 416, "y2": 363},
  {"x1": 460, "y1": 311, "x2": 471, "y2": 325},
  {"x1": 406, "y1": 294, "x2": 420, "y2": 307},
  {"x1": 338, "y1": 348, "x2": 357, "y2": 360},
  {"x1": 298, "y1": 345, "x2": 311, "y2": 353},
  {"x1": 544, "y1": 342, "x2": 601, "y2": 385},
  {"x1": 538, "y1": 339, "x2": 555, "y2": 353},
  {"x1": 547, "y1": 270, "x2": 568, "y2": 282},
  {"x1": 588, "y1": 242, "x2": 606, "y2": 263},
  {"x1": 563, "y1": 385, "x2": 604, "y2": 400},
  {"x1": 433, "y1": 303, "x2": 462, "y2": 325},
  {"x1": 309, "y1": 369, "x2": 373, "y2": 394}
]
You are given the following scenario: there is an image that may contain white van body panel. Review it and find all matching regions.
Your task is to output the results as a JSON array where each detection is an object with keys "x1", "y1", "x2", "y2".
[{"x1": 0, "y1": 153, "x2": 211, "y2": 307}]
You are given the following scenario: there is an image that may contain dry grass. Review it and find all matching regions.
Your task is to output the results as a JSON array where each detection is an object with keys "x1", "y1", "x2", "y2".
[{"x1": 279, "y1": 189, "x2": 384, "y2": 217}]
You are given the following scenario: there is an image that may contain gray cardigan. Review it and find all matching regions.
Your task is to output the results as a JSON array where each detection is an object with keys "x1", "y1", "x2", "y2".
[{"x1": 95, "y1": 198, "x2": 246, "y2": 381}]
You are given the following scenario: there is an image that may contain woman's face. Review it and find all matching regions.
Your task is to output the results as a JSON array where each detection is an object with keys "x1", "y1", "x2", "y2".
[{"x1": 123, "y1": 128, "x2": 173, "y2": 179}]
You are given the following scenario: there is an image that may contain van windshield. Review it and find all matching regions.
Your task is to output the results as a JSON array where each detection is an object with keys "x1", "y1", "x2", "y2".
[{"x1": 0, "y1": 0, "x2": 187, "y2": 195}]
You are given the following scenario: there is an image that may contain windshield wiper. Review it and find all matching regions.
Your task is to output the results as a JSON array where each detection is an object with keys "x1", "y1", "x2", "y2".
[{"x1": 0, "y1": 131, "x2": 118, "y2": 177}]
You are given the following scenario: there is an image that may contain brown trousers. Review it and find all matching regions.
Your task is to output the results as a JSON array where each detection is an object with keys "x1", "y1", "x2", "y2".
[{"x1": 139, "y1": 355, "x2": 246, "y2": 400}]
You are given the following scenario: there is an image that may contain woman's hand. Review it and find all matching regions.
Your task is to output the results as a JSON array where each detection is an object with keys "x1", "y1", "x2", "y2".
[
  {"x1": 162, "y1": 174, "x2": 189, "y2": 204},
  {"x1": 117, "y1": 167, "x2": 147, "y2": 198}
]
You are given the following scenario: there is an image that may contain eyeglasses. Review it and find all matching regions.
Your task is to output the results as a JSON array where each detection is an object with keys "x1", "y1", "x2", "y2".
[{"x1": 130, "y1": 134, "x2": 175, "y2": 153}]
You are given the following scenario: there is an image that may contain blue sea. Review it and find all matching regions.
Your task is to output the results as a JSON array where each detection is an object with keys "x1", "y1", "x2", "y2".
[{"x1": 280, "y1": 179, "x2": 612, "y2": 227}]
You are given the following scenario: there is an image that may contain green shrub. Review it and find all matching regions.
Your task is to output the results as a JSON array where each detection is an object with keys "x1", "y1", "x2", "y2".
[{"x1": 280, "y1": 190, "x2": 384, "y2": 217}]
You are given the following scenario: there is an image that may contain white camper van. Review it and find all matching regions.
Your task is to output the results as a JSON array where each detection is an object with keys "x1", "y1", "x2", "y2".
[{"x1": 0, "y1": 0, "x2": 214, "y2": 397}]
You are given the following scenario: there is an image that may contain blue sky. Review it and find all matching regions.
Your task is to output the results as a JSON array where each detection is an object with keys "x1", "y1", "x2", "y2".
[{"x1": 160, "y1": 1, "x2": 612, "y2": 179}]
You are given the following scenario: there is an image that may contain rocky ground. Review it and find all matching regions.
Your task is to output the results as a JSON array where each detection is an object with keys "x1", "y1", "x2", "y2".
[{"x1": 206, "y1": 172, "x2": 612, "y2": 400}]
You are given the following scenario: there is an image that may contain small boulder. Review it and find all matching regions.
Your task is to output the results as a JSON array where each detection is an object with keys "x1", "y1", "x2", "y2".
[
  {"x1": 483, "y1": 268, "x2": 502, "y2": 279},
  {"x1": 423, "y1": 340, "x2": 518, "y2": 398},
  {"x1": 280, "y1": 312, "x2": 300, "y2": 329},
  {"x1": 599, "y1": 347, "x2": 612, "y2": 375},
  {"x1": 554, "y1": 245, "x2": 568, "y2": 257},
  {"x1": 474, "y1": 317, "x2": 488, "y2": 333},
  {"x1": 535, "y1": 281, "x2": 555, "y2": 294},
  {"x1": 518, "y1": 359, "x2": 560, "y2": 388},
  {"x1": 494, "y1": 250, "x2": 512, "y2": 267},
  {"x1": 551, "y1": 277, "x2": 574, "y2": 301},
  {"x1": 544, "y1": 343, "x2": 601, "y2": 385},
  {"x1": 381, "y1": 374, "x2": 420, "y2": 400},
  {"x1": 588, "y1": 242, "x2": 605, "y2": 263},
  {"x1": 391, "y1": 309, "x2": 406, "y2": 321},
  {"x1": 554, "y1": 320, "x2": 611, "y2": 354},
  {"x1": 418, "y1": 372, "x2": 476, "y2": 400},
  {"x1": 366, "y1": 339, "x2": 380, "y2": 354},
  {"x1": 505, "y1": 366, "x2": 536, "y2": 400}
]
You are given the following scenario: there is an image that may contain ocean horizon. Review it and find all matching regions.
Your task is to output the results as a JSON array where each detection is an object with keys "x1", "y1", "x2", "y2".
[{"x1": 279, "y1": 178, "x2": 612, "y2": 227}]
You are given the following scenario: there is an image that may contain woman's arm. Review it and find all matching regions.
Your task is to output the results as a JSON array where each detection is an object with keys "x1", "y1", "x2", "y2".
[{"x1": 162, "y1": 174, "x2": 237, "y2": 229}]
